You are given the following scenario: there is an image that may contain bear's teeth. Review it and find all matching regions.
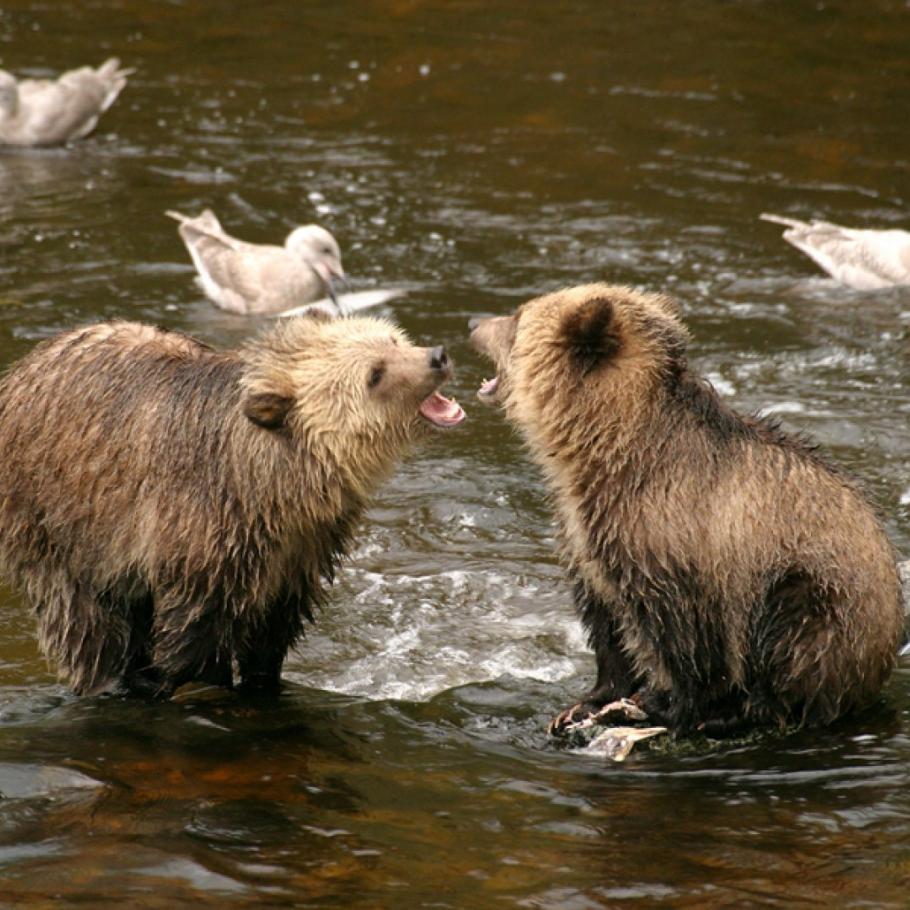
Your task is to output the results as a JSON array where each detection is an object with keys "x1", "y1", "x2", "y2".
[{"x1": 479, "y1": 376, "x2": 500, "y2": 397}]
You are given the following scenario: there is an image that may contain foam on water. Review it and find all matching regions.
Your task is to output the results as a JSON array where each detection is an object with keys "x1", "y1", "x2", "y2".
[{"x1": 286, "y1": 565, "x2": 589, "y2": 701}]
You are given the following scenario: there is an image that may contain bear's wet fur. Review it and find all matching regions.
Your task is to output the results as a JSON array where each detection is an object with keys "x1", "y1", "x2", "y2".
[
  {"x1": 471, "y1": 283, "x2": 903, "y2": 735},
  {"x1": 0, "y1": 315, "x2": 457, "y2": 695}
]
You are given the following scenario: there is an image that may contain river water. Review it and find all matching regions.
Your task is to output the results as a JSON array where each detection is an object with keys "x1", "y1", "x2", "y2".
[{"x1": 1, "y1": 1, "x2": 910, "y2": 906}]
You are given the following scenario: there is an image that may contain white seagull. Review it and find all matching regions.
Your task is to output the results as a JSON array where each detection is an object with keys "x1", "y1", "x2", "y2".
[
  {"x1": 0, "y1": 58, "x2": 131, "y2": 147},
  {"x1": 166, "y1": 209, "x2": 347, "y2": 315},
  {"x1": 761, "y1": 213, "x2": 910, "y2": 291}
]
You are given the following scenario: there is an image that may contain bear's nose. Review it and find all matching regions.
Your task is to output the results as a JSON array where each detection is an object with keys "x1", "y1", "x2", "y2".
[
  {"x1": 428, "y1": 345, "x2": 449, "y2": 371},
  {"x1": 468, "y1": 316, "x2": 484, "y2": 331}
]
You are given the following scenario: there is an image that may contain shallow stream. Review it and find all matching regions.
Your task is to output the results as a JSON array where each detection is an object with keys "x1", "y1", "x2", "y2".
[{"x1": 1, "y1": 2, "x2": 910, "y2": 906}]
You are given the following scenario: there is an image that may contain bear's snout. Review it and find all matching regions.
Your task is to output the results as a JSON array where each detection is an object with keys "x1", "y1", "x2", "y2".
[
  {"x1": 468, "y1": 314, "x2": 516, "y2": 364},
  {"x1": 468, "y1": 318, "x2": 489, "y2": 354}
]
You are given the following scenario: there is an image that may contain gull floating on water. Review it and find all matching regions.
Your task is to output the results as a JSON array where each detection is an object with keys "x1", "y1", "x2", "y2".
[
  {"x1": 760, "y1": 213, "x2": 910, "y2": 291},
  {"x1": 0, "y1": 58, "x2": 131, "y2": 147},
  {"x1": 166, "y1": 209, "x2": 347, "y2": 315}
]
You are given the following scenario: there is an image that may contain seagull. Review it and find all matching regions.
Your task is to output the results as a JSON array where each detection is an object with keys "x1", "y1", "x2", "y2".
[
  {"x1": 166, "y1": 209, "x2": 347, "y2": 315},
  {"x1": 760, "y1": 213, "x2": 910, "y2": 291},
  {"x1": 0, "y1": 58, "x2": 131, "y2": 147}
]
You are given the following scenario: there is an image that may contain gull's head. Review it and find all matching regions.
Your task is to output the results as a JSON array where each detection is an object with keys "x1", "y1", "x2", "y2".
[{"x1": 286, "y1": 224, "x2": 346, "y2": 304}]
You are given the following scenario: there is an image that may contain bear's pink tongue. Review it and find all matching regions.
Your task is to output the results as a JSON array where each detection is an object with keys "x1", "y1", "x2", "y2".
[{"x1": 419, "y1": 391, "x2": 466, "y2": 428}]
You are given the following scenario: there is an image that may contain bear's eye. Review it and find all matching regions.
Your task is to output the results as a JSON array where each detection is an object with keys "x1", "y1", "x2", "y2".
[
  {"x1": 322, "y1": 246, "x2": 333, "y2": 255},
  {"x1": 368, "y1": 364, "x2": 386, "y2": 388}
]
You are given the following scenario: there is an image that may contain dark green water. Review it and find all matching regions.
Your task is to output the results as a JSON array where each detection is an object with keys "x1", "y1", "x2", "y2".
[{"x1": 1, "y1": 1, "x2": 910, "y2": 906}]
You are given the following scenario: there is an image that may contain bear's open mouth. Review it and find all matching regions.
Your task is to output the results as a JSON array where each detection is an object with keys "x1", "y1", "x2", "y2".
[
  {"x1": 477, "y1": 375, "x2": 500, "y2": 402},
  {"x1": 419, "y1": 391, "x2": 465, "y2": 428}
]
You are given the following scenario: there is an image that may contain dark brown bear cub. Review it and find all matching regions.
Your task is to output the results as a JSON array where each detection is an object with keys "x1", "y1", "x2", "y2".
[
  {"x1": 471, "y1": 283, "x2": 902, "y2": 735},
  {"x1": 0, "y1": 316, "x2": 464, "y2": 696}
]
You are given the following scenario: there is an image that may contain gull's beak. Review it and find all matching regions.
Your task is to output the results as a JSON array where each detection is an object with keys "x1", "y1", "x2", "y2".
[
  {"x1": 330, "y1": 264, "x2": 347, "y2": 292},
  {"x1": 316, "y1": 262, "x2": 347, "y2": 309},
  {"x1": 324, "y1": 273, "x2": 339, "y2": 304},
  {"x1": 328, "y1": 267, "x2": 349, "y2": 314}
]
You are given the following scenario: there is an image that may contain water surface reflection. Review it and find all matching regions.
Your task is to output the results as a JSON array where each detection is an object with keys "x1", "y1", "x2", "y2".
[{"x1": 1, "y1": 0, "x2": 910, "y2": 906}]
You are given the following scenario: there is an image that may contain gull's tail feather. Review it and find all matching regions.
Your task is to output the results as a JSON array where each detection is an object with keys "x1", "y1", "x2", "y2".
[{"x1": 760, "y1": 213, "x2": 806, "y2": 230}]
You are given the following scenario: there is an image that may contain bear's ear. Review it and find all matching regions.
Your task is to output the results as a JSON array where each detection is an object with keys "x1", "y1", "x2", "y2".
[
  {"x1": 244, "y1": 392, "x2": 294, "y2": 430},
  {"x1": 561, "y1": 296, "x2": 622, "y2": 376}
]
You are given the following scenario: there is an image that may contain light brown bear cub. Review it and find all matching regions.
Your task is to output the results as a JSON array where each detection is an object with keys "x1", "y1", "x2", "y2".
[
  {"x1": 471, "y1": 283, "x2": 903, "y2": 735},
  {"x1": 0, "y1": 314, "x2": 464, "y2": 696}
]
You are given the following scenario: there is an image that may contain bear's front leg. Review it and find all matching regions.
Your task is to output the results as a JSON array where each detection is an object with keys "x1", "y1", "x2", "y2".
[
  {"x1": 237, "y1": 623, "x2": 289, "y2": 693},
  {"x1": 151, "y1": 588, "x2": 234, "y2": 692},
  {"x1": 549, "y1": 604, "x2": 642, "y2": 737},
  {"x1": 630, "y1": 683, "x2": 742, "y2": 735},
  {"x1": 237, "y1": 646, "x2": 285, "y2": 694},
  {"x1": 237, "y1": 592, "x2": 309, "y2": 693}
]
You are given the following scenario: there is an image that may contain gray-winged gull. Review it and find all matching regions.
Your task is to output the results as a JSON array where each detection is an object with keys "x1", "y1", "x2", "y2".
[
  {"x1": 166, "y1": 209, "x2": 347, "y2": 315},
  {"x1": 761, "y1": 213, "x2": 910, "y2": 291},
  {"x1": 0, "y1": 58, "x2": 130, "y2": 147}
]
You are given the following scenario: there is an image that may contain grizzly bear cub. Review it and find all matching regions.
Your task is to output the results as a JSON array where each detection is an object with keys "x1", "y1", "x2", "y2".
[
  {"x1": 471, "y1": 283, "x2": 903, "y2": 735},
  {"x1": 0, "y1": 315, "x2": 464, "y2": 695}
]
